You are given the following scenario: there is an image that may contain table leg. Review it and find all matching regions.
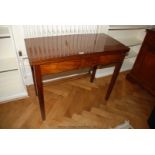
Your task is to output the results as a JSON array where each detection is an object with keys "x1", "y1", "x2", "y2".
[
  {"x1": 33, "y1": 65, "x2": 46, "y2": 120},
  {"x1": 31, "y1": 66, "x2": 38, "y2": 96},
  {"x1": 90, "y1": 65, "x2": 97, "y2": 83},
  {"x1": 105, "y1": 62, "x2": 123, "y2": 100}
]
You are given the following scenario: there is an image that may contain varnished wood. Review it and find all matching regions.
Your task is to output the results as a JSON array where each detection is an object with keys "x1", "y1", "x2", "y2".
[
  {"x1": 25, "y1": 34, "x2": 129, "y2": 65},
  {"x1": 0, "y1": 72, "x2": 155, "y2": 128},
  {"x1": 33, "y1": 66, "x2": 46, "y2": 120},
  {"x1": 25, "y1": 33, "x2": 129, "y2": 120},
  {"x1": 31, "y1": 66, "x2": 38, "y2": 96},
  {"x1": 90, "y1": 65, "x2": 97, "y2": 82},
  {"x1": 40, "y1": 53, "x2": 125, "y2": 76},
  {"x1": 127, "y1": 29, "x2": 155, "y2": 97},
  {"x1": 105, "y1": 62, "x2": 123, "y2": 100}
]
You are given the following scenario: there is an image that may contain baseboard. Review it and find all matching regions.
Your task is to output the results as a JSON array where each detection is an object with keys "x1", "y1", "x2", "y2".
[
  {"x1": 0, "y1": 92, "x2": 28, "y2": 104},
  {"x1": 25, "y1": 68, "x2": 133, "y2": 86},
  {"x1": 25, "y1": 73, "x2": 33, "y2": 85},
  {"x1": 43, "y1": 72, "x2": 88, "y2": 84},
  {"x1": 25, "y1": 72, "x2": 89, "y2": 85},
  {"x1": 95, "y1": 67, "x2": 132, "y2": 78},
  {"x1": 95, "y1": 67, "x2": 115, "y2": 78}
]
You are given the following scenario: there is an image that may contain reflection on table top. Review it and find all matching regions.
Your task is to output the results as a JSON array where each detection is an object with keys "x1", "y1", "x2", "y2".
[{"x1": 25, "y1": 33, "x2": 129, "y2": 65}]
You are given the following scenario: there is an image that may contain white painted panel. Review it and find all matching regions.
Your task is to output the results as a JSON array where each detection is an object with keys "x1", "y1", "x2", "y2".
[
  {"x1": 126, "y1": 45, "x2": 141, "y2": 59},
  {"x1": 109, "y1": 25, "x2": 152, "y2": 30},
  {"x1": 0, "y1": 70, "x2": 27, "y2": 103},
  {"x1": 0, "y1": 26, "x2": 10, "y2": 37},
  {"x1": 23, "y1": 25, "x2": 109, "y2": 38},
  {"x1": 108, "y1": 29, "x2": 145, "y2": 46},
  {"x1": 0, "y1": 58, "x2": 18, "y2": 72},
  {"x1": 0, "y1": 26, "x2": 28, "y2": 102},
  {"x1": 0, "y1": 38, "x2": 16, "y2": 59},
  {"x1": 11, "y1": 26, "x2": 28, "y2": 56}
]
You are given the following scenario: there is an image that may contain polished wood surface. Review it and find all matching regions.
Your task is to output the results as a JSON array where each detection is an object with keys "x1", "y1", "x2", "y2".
[
  {"x1": 0, "y1": 72, "x2": 154, "y2": 128},
  {"x1": 25, "y1": 33, "x2": 129, "y2": 120},
  {"x1": 25, "y1": 33, "x2": 129, "y2": 65},
  {"x1": 127, "y1": 29, "x2": 155, "y2": 96}
]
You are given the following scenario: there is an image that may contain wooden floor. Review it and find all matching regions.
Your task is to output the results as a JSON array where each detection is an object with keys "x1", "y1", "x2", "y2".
[{"x1": 0, "y1": 71, "x2": 155, "y2": 129}]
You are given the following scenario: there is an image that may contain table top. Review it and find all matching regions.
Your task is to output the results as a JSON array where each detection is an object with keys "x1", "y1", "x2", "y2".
[{"x1": 25, "y1": 33, "x2": 129, "y2": 65}]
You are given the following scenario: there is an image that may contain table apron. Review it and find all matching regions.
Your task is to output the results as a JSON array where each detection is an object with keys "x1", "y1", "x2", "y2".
[{"x1": 40, "y1": 54, "x2": 125, "y2": 75}]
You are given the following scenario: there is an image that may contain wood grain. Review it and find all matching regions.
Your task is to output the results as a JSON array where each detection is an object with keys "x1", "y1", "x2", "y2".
[
  {"x1": 127, "y1": 29, "x2": 155, "y2": 97},
  {"x1": 25, "y1": 33, "x2": 129, "y2": 65},
  {"x1": 0, "y1": 71, "x2": 154, "y2": 128},
  {"x1": 26, "y1": 33, "x2": 129, "y2": 120}
]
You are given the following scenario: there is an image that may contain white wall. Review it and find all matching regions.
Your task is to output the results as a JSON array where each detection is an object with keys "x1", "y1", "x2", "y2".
[
  {"x1": 11, "y1": 26, "x2": 28, "y2": 56},
  {"x1": 0, "y1": 26, "x2": 10, "y2": 36},
  {"x1": 11, "y1": 26, "x2": 30, "y2": 85},
  {"x1": 23, "y1": 25, "x2": 109, "y2": 38}
]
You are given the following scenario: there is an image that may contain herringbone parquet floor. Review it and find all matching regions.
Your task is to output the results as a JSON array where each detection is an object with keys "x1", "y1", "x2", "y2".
[{"x1": 0, "y1": 72, "x2": 155, "y2": 128}]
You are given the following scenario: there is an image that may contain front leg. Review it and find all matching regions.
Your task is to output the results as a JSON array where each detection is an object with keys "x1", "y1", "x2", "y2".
[
  {"x1": 31, "y1": 66, "x2": 38, "y2": 96},
  {"x1": 33, "y1": 65, "x2": 46, "y2": 120},
  {"x1": 105, "y1": 62, "x2": 123, "y2": 100}
]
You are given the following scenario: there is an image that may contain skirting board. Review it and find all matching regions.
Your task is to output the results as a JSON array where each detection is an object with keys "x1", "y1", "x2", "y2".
[
  {"x1": 25, "y1": 72, "x2": 88, "y2": 85},
  {"x1": 95, "y1": 58, "x2": 135, "y2": 78},
  {"x1": 95, "y1": 67, "x2": 115, "y2": 78},
  {"x1": 95, "y1": 64, "x2": 132, "y2": 78},
  {"x1": 0, "y1": 92, "x2": 28, "y2": 104},
  {"x1": 25, "y1": 67, "x2": 133, "y2": 86}
]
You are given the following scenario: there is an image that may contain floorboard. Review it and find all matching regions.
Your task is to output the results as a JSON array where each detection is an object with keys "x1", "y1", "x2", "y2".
[{"x1": 0, "y1": 71, "x2": 154, "y2": 129}]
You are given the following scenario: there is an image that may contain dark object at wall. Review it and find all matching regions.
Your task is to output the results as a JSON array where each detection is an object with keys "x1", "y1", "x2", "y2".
[
  {"x1": 148, "y1": 107, "x2": 155, "y2": 129},
  {"x1": 126, "y1": 29, "x2": 155, "y2": 97}
]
